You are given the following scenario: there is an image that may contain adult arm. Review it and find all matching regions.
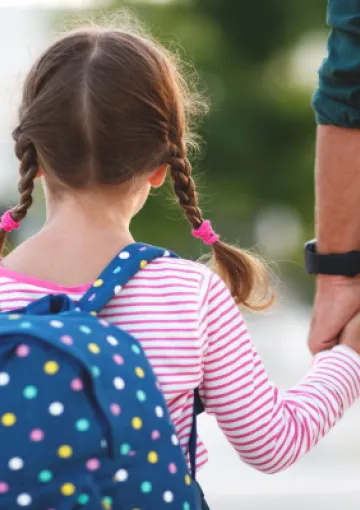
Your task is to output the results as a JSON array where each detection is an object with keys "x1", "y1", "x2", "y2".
[{"x1": 309, "y1": 0, "x2": 360, "y2": 354}]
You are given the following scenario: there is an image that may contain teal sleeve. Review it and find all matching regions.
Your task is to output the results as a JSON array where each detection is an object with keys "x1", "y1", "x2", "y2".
[{"x1": 313, "y1": 0, "x2": 360, "y2": 127}]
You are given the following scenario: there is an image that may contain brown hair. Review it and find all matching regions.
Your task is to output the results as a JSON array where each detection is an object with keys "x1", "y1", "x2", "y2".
[{"x1": 4, "y1": 25, "x2": 272, "y2": 309}]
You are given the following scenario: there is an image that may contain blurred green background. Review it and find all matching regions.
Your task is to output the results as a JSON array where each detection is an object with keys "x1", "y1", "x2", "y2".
[{"x1": 56, "y1": 0, "x2": 327, "y2": 302}]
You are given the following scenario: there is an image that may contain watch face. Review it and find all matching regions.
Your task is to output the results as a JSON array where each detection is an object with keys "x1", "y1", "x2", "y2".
[{"x1": 304, "y1": 240, "x2": 317, "y2": 253}]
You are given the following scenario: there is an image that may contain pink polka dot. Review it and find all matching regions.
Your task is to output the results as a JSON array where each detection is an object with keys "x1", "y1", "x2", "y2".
[
  {"x1": 98, "y1": 319, "x2": 109, "y2": 327},
  {"x1": 88, "y1": 293, "x2": 96, "y2": 302},
  {"x1": 60, "y1": 335, "x2": 73, "y2": 346},
  {"x1": 86, "y1": 458, "x2": 100, "y2": 471},
  {"x1": 129, "y1": 450, "x2": 136, "y2": 457},
  {"x1": 151, "y1": 430, "x2": 160, "y2": 440},
  {"x1": 168, "y1": 463, "x2": 177, "y2": 474},
  {"x1": 70, "y1": 378, "x2": 83, "y2": 391},
  {"x1": 113, "y1": 354, "x2": 124, "y2": 365},
  {"x1": 16, "y1": 344, "x2": 30, "y2": 358},
  {"x1": 30, "y1": 428, "x2": 44, "y2": 442},
  {"x1": 110, "y1": 403, "x2": 121, "y2": 416},
  {"x1": 0, "y1": 482, "x2": 9, "y2": 494}
]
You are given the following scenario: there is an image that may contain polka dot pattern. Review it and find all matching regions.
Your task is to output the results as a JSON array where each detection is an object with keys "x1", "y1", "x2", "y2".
[
  {"x1": 86, "y1": 458, "x2": 100, "y2": 471},
  {"x1": 43, "y1": 361, "x2": 59, "y2": 375},
  {"x1": 38, "y1": 470, "x2": 53, "y2": 483},
  {"x1": 60, "y1": 482, "x2": 76, "y2": 496},
  {"x1": 1, "y1": 412, "x2": 16, "y2": 426},
  {"x1": 75, "y1": 418, "x2": 90, "y2": 432},
  {"x1": 0, "y1": 372, "x2": 10, "y2": 386},
  {"x1": 0, "y1": 243, "x2": 198, "y2": 510},
  {"x1": 49, "y1": 402, "x2": 64, "y2": 416},
  {"x1": 57, "y1": 445, "x2": 73, "y2": 459},
  {"x1": 78, "y1": 493, "x2": 90, "y2": 505},
  {"x1": 23, "y1": 385, "x2": 38, "y2": 399},
  {"x1": 9, "y1": 457, "x2": 23, "y2": 471},
  {"x1": 0, "y1": 482, "x2": 9, "y2": 494},
  {"x1": 114, "y1": 469, "x2": 128, "y2": 482},
  {"x1": 16, "y1": 345, "x2": 30, "y2": 358},
  {"x1": 17, "y1": 493, "x2": 32, "y2": 506}
]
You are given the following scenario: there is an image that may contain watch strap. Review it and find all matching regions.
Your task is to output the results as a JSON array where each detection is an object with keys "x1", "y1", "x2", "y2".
[{"x1": 305, "y1": 240, "x2": 360, "y2": 277}]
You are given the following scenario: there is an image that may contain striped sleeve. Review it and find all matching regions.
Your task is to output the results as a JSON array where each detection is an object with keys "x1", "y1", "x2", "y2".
[{"x1": 198, "y1": 271, "x2": 360, "y2": 474}]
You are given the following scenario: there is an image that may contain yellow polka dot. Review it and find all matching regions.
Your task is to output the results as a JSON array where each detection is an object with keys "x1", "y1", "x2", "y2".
[
  {"x1": 1, "y1": 413, "x2": 16, "y2": 427},
  {"x1": 88, "y1": 343, "x2": 100, "y2": 354},
  {"x1": 140, "y1": 260, "x2": 147, "y2": 268},
  {"x1": 135, "y1": 367, "x2": 145, "y2": 378},
  {"x1": 90, "y1": 311, "x2": 97, "y2": 316},
  {"x1": 57, "y1": 445, "x2": 73, "y2": 458},
  {"x1": 60, "y1": 483, "x2": 76, "y2": 496},
  {"x1": 93, "y1": 279, "x2": 104, "y2": 288},
  {"x1": 147, "y1": 451, "x2": 158, "y2": 464},
  {"x1": 8, "y1": 314, "x2": 20, "y2": 320},
  {"x1": 131, "y1": 417, "x2": 143, "y2": 430},
  {"x1": 44, "y1": 361, "x2": 59, "y2": 375},
  {"x1": 102, "y1": 502, "x2": 111, "y2": 510},
  {"x1": 185, "y1": 474, "x2": 191, "y2": 486}
]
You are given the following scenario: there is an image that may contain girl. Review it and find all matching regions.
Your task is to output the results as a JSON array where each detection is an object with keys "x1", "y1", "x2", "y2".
[{"x1": 0, "y1": 23, "x2": 360, "y2": 509}]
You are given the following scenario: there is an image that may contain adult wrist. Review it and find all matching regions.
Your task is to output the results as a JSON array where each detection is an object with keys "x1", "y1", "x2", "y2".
[{"x1": 305, "y1": 240, "x2": 360, "y2": 278}]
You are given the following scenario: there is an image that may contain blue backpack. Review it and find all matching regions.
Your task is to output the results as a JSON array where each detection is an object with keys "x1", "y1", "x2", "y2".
[{"x1": 0, "y1": 243, "x2": 201, "y2": 510}]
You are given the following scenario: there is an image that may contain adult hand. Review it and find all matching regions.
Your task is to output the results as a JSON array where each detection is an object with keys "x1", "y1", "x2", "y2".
[
  {"x1": 308, "y1": 274, "x2": 360, "y2": 355},
  {"x1": 339, "y1": 310, "x2": 360, "y2": 355}
]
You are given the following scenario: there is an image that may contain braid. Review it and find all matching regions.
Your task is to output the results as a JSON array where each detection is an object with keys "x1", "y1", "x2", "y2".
[
  {"x1": 12, "y1": 133, "x2": 38, "y2": 223},
  {"x1": 168, "y1": 141, "x2": 273, "y2": 310},
  {"x1": 169, "y1": 143, "x2": 203, "y2": 229},
  {"x1": 0, "y1": 130, "x2": 38, "y2": 254}
]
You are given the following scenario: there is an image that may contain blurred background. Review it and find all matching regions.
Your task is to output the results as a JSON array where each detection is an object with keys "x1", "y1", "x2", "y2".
[{"x1": 2, "y1": 0, "x2": 360, "y2": 509}]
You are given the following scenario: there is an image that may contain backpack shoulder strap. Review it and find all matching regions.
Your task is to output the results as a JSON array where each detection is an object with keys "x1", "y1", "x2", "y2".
[
  {"x1": 80, "y1": 241, "x2": 202, "y2": 479},
  {"x1": 79, "y1": 242, "x2": 177, "y2": 313}
]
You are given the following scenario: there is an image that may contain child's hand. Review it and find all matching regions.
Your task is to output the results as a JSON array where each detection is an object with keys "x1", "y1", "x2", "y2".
[{"x1": 339, "y1": 313, "x2": 360, "y2": 355}]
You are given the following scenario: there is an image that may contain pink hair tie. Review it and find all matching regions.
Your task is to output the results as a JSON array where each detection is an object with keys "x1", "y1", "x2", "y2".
[
  {"x1": 0, "y1": 210, "x2": 20, "y2": 233},
  {"x1": 192, "y1": 220, "x2": 220, "y2": 246}
]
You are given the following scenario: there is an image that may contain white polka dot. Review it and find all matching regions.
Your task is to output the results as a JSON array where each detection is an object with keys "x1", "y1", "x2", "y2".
[
  {"x1": 9, "y1": 457, "x2": 23, "y2": 470},
  {"x1": 114, "y1": 377, "x2": 125, "y2": 390},
  {"x1": 49, "y1": 320, "x2": 64, "y2": 328},
  {"x1": 114, "y1": 285, "x2": 122, "y2": 295},
  {"x1": 163, "y1": 491, "x2": 174, "y2": 503},
  {"x1": 171, "y1": 434, "x2": 179, "y2": 446},
  {"x1": 107, "y1": 336, "x2": 118, "y2": 346},
  {"x1": 155, "y1": 406, "x2": 164, "y2": 418},
  {"x1": 49, "y1": 401, "x2": 64, "y2": 416},
  {"x1": 163, "y1": 250, "x2": 171, "y2": 257},
  {"x1": 119, "y1": 251, "x2": 130, "y2": 259},
  {"x1": 114, "y1": 469, "x2": 128, "y2": 482},
  {"x1": 0, "y1": 373, "x2": 10, "y2": 386},
  {"x1": 17, "y1": 493, "x2": 32, "y2": 506}
]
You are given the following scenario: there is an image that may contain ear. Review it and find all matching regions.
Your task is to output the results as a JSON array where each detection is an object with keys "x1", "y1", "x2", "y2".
[{"x1": 148, "y1": 164, "x2": 168, "y2": 189}]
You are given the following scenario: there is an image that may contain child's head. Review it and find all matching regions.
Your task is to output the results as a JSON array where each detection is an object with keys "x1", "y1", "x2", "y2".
[{"x1": 4, "y1": 24, "x2": 272, "y2": 309}]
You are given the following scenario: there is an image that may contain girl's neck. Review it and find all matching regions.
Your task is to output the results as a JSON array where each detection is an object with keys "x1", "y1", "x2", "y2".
[{"x1": 2, "y1": 195, "x2": 136, "y2": 287}]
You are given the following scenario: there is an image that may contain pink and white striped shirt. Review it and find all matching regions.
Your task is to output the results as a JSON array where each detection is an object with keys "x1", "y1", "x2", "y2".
[{"x1": 0, "y1": 256, "x2": 359, "y2": 474}]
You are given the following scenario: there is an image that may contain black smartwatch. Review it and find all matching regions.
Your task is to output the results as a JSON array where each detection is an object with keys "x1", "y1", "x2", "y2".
[{"x1": 305, "y1": 240, "x2": 360, "y2": 277}]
